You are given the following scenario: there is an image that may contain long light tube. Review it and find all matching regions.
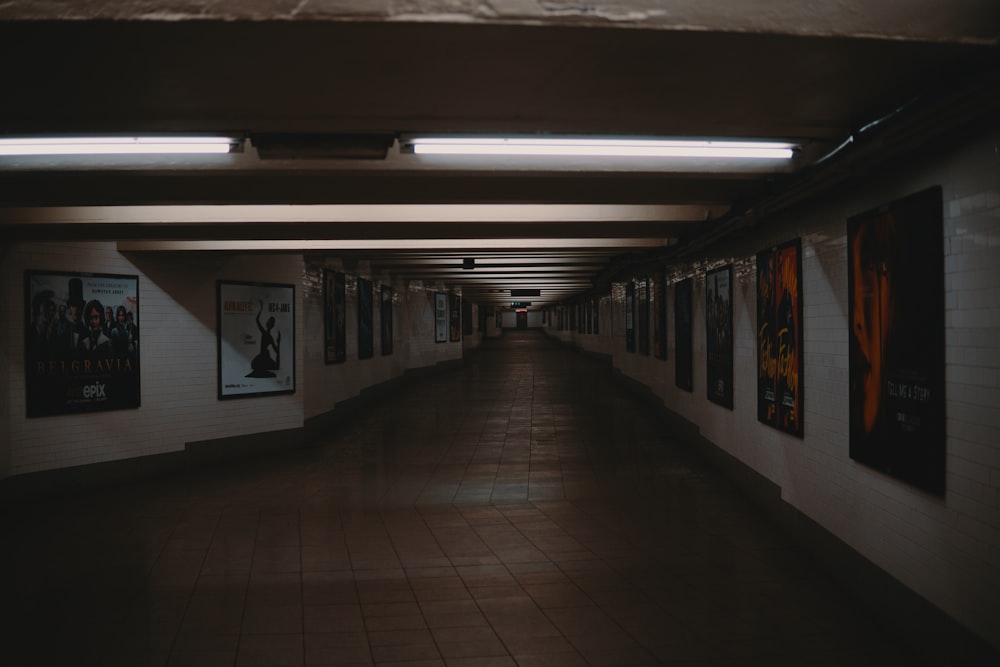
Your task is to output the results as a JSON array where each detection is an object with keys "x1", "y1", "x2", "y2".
[
  {"x1": 0, "y1": 136, "x2": 238, "y2": 156},
  {"x1": 407, "y1": 137, "x2": 796, "y2": 159}
]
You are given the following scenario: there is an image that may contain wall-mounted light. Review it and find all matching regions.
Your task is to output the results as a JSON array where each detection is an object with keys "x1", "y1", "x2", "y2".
[
  {"x1": 401, "y1": 136, "x2": 796, "y2": 159},
  {"x1": 0, "y1": 136, "x2": 241, "y2": 156}
]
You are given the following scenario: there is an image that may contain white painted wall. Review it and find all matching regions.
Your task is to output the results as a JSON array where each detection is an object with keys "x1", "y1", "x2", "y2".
[
  {"x1": 0, "y1": 249, "x2": 461, "y2": 476},
  {"x1": 544, "y1": 127, "x2": 1000, "y2": 648}
]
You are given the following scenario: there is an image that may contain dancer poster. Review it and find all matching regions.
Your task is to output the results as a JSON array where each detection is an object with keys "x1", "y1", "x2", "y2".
[
  {"x1": 625, "y1": 281, "x2": 635, "y2": 352},
  {"x1": 653, "y1": 272, "x2": 667, "y2": 360},
  {"x1": 358, "y1": 278, "x2": 374, "y2": 360},
  {"x1": 218, "y1": 281, "x2": 295, "y2": 399},
  {"x1": 848, "y1": 186, "x2": 944, "y2": 493},
  {"x1": 25, "y1": 270, "x2": 140, "y2": 417},
  {"x1": 706, "y1": 265, "x2": 734, "y2": 409},
  {"x1": 757, "y1": 239, "x2": 804, "y2": 437},
  {"x1": 381, "y1": 286, "x2": 394, "y2": 355}
]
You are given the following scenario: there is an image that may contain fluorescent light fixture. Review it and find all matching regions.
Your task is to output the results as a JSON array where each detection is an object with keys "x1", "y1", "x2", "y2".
[
  {"x1": 405, "y1": 136, "x2": 796, "y2": 159},
  {"x1": 0, "y1": 136, "x2": 239, "y2": 156}
]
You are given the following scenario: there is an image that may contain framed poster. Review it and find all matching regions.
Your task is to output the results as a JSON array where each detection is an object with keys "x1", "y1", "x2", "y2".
[
  {"x1": 757, "y1": 238, "x2": 804, "y2": 437},
  {"x1": 449, "y1": 293, "x2": 462, "y2": 341},
  {"x1": 217, "y1": 281, "x2": 295, "y2": 399},
  {"x1": 848, "y1": 186, "x2": 944, "y2": 493},
  {"x1": 462, "y1": 298, "x2": 473, "y2": 336},
  {"x1": 625, "y1": 281, "x2": 636, "y2": 352},
  {"x1": 637, "y1": 276, "x2": 650, "y2": 355},
  {"x1": 674, "y1": 278, "x2": 693, "y2": 391},
  {"x1": 25, "y1": 270, "x2": 140, "y2": 417},
  {"x1": 435, "y1": 292, "x2": 448, "y2": 342},
  {"x1": 653, "y1": 272, "x2": 667, "y2": 360},
  {"x1": 706, "y1": 265, "x2": 734, "y2": 409},
  {"x1": 593, "y1": 298, "x2": 600, "y2": 335},
  {"x1": 323, "y1": 270, "x2": 346, "y2": 364},
  {"x1": 381, "y1": 286, "x2": 394, "y2": 355},
  {"x1": 496, "y1": 308, "x2": 503, "y2": 329},
  {"x1": 358, "y1": 277, "x2": 374, "y2": 359}
]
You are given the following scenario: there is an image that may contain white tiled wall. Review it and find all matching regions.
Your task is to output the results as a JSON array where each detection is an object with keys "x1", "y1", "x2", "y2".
[
  {"x1": 1, "y1": 248, "x2": 460, "y2": 475},
  {"x1": 547, "y1": 128, "x2": 1000, "y2": 647},
  {"x1": 1, "y1": 246, "x2": 306, "y2": 474}
]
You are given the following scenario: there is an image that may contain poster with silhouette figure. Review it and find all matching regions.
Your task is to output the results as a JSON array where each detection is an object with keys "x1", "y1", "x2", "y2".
[
  {"x1": 625, "y1": 281, "x2": 635, "y2": 352},
  {"x1": 449, "y1": 293, "x2": 462, "y2": 341},
  {"x1": 25, "y1": 270, "x2": 140, "y2": 417},
  {"x1": 848, "y1": 186, "x2": 944, "y2": 493},
  {"x1": 218, "y1": 281, "x2": 295, "y2": 399},
  {"x1": 706, "y1": 265, "x2": 734, "y2": 409},
  {"x1": 674, "y1": 278, "x2": 693, "y2": 392},
  {"x1": 653, "y1": 272, "x2": 667, "y2": 360},
  {"x1": 323, "y1": 270, "x2": 346, "y2": 364},
  {"x1": 757, "y1": 239, "x2": 804, "y2": 437}
]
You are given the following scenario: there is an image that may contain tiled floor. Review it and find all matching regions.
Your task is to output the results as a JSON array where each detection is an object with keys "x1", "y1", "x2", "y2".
[{"x1": 4, "y1": 330, "x2": 927, "y2": 666}]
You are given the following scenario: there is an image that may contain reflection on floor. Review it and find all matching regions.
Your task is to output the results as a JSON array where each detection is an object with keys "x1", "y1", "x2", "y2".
[{"x1": 5, "y1": 330, "x2": 926, "y2": 666}]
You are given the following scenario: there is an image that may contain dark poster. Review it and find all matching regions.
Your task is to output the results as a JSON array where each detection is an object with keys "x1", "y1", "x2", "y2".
[
  {"x1": 674, "y1": 278, "x2": 693, "y2": 391},
  {"x1": 462, "y1": 299, "x2": 473, "y2": 336},
  {"x1": 381, "y1": 286, "x2": 394, "y2": 355},
  {"x1": 449, "y1": 293, "x2": 461, "y2": 341},
  {"x1": 653, "y1": 272, "x2": 667, "y2": 360},
  {"x1": 323, "y1": 270, "x2": 346, "y2": 364},
  {"x1": 586, "y1": 301, "x2": 593, "y2": 334},
  {"x1": 637, "y1": 277, "x2": 650, "y2": 355},
  {"x1": 706, "y1": 265, "x2": 734, "y2": 409},
  {"x1": 625, "y1": 282, "x2": 635, "y2": 352},
  {"x1": 25, "y1": 271, "x2": 140, "y2": 417},
  {"x1": 757, "y1": 239, "x2": 804, "y2": 437},
  {"x1": 593, "y1": 299, "x2": 600, "y2": 335},
  {"x1": 358, "y1": 277, "x2": 374, "y2": 359},
  {"x1": 848, "y1": 186, "x2": 945, "y2": 493}
]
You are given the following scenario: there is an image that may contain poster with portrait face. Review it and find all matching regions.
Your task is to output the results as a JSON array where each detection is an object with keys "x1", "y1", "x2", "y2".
[
  {"x1": 218, "y1": 281, "x2": 295, "y2": 399},
  {"x1": 706, "y1": 265, "x2": 734, "y2": 409},
  {"x1": 25, "y1": 270, "x2": 140, "y2": 417},
  {"x1": 674, "y1": 278, "x2": 693, "y2": 392},
  {"x1": 848, "y1": 186, "x2": 944, "y2": 493},
  {"x1": 757, "y1": 239, "x2": 804, "y2": 437},
  {"x1": 323, "y1": 270, "x2": 346, "y2": 364}
]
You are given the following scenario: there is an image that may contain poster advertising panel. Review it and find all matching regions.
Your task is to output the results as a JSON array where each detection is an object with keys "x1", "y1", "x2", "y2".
[
  {"x1": 358, "y1": 277, "x2": 374, "y2": 359},
  {"x1": 449, "y1": 293, "x2": 462, "y2": 341},
  {"x1": 323, "y1": 270, "x2": 346, "y2": 364},
  {"x1": 756, "y1": 239, "x2": 804, "y2": 437},
  {"x1": 637, "y1": 276, "x2": 650, "y2": 355},
  {"x1": 435, "y1": 293, "x2": 448, "y2": 342},
  {"x1": 653, "y1": 272, "x2": 667, "y2": 360},
  {"x1": 625, "y1": 282, "x2": 635, "y2": 352},
  {"x1": 25, "y1": 270, "x2": 140, "y2": 417},
  {"x1": 218, "y1": 281, "x2": 295, "y2": 399},
  {"x1": 706, "y1": 265, "x2": 734, "y2": 409},
  {"x1": 674, "y1": 278, "x2": 693, "y2": 391},
  {"x1": 848, "y1": 186, "x2": 944, "y2": 493},
  {"x1": 381, "y1": 286, "x2": 394, "y2": 355}
]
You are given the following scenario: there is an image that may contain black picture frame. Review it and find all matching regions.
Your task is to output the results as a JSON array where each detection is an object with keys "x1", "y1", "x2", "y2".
[
  {"x1": 449, "y1": 293, "x2": 462, "y2": 341},
  {"x1": 848, "y1": 186, "x2": 945, "y2": 493},
  {"x1": 435, "y1": 292, "x2": 448, "y2": 342},
  {"x1": 25, "y1": 270, "x2": 141, "y2": 417},
  {"x1": 625, "y1": 281, "x2": 636, "y2": 352},
  {"x1": 323, "y1": 269, "x2": 346, "y2": 364},
  {"x1": 706, "y1": 265, "x2": 734, "y2": 409},
  {"x1": 218, "y1": 280, "x2": 295, "y2": 399},
  {"x1": 653, "y1": 272, "x2": 667, "y2": 360},
  {"x1": 674, "y1": 278, "x2": 694, "y2": 391},
  {"x1": 358, "y1": 277, "x2": 374, "y2": 360},
  {"x1": 381, "y1": 285, "x2": 394, "y2": 355}
]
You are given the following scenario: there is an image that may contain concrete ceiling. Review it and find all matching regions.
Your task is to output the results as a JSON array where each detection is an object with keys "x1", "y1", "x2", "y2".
[{"x1": 1, "y1": 2, "x2": 998, "y2": 306}]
